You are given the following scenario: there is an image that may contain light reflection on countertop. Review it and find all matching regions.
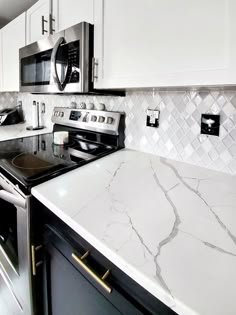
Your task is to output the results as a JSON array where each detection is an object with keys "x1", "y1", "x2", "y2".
[{"x1": 0, "y1": 122, "x2": 53, "y2": 142}]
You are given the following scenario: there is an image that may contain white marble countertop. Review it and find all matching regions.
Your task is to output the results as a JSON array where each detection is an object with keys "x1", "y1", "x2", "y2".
[
  {"x1": 32, "y1": 149, "x2": 236, "y2": 315},
  {"x1": 0, "y1": 122, "x2": 52, "y2": 141}
]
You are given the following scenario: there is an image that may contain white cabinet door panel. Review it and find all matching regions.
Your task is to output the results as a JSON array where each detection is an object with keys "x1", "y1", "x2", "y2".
[
  {"x1": 26, "y1": 0, "x2": 50, "y2": 44},
  {"x1": 0, "y1": 31, "x2": 2, "y2": 91},
  {"x1": 94, "y1": 0, "x2": 236, "y2": 89},
  {"x1": 53, "y1": 0, "x2": 93, "y2": 32},
  {"x1": 2, "y1": 13, "x2": 26, "y2": 92}
]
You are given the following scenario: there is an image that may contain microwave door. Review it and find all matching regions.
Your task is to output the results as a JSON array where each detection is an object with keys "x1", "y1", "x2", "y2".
[{"x1": 51, "y1": 37, "x2": 70, "y2": 91}]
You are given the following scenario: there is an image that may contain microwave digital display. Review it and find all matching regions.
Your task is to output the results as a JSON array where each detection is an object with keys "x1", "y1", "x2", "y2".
[{"x1": 69, "y1": 111, "x2": 81, "y2": 121}]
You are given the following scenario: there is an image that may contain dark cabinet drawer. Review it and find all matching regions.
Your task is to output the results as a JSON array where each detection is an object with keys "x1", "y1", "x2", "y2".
[
  {"x1": 46, "y1": 241, "x2": 142, "y2": 315},
  {"x1": 31, "y1": 201, "x2": 176, "y2": 315}
]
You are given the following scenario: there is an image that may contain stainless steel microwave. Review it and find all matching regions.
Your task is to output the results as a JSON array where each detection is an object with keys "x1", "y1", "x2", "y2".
[{"x1": 19, "y1": 22, "x2": 94, "y2": 94}]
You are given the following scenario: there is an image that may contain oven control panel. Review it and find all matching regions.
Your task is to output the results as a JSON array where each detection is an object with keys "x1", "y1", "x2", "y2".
[{"x1": 52, "y1": 107, "x2": 123, "y2": 135}]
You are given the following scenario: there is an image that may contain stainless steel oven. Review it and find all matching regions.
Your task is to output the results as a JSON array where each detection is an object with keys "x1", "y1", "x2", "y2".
[
  {"x1": 0, "y1": 108, "x2": 124, "y2": 314},
  {"x1": 19, "y1": 22, "x2": 93, "y2": 94},
  {"x1": 0, "y1": 173, "x2": 32, "y2": 315}
]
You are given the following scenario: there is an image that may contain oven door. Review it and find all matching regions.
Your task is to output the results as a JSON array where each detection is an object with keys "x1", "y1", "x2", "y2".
[
  {"x1": 19, "y1": 22, "x2": 91, "y2": 94},
  {"x1": 0, "y1": 197, "x2": 19, "y2": 271},
  {"x1": 0, "y1": 174, "x2": 32, "y2": 314}
]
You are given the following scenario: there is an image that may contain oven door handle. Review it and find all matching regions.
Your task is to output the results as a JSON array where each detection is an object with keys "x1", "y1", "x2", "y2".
[
  {"x1": 51, "y1": 37, "x2": 68, "y2": 91},
  {"x1": 0, "y1": 188, "x2": 26, "y2": 209}
]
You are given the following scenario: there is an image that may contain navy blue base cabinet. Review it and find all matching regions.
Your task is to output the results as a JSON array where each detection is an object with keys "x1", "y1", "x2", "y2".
[{"x1": 32, "y1": 199, "x2": 177, "y2": 315}]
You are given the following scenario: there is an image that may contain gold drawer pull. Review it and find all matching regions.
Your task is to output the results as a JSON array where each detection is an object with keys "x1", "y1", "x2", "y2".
[
  {"x1": 72, "y1": 251, "x2": 112, "y2": 294},
  {"x1": 31, "y1": 245, "x2": 43, "y2": 276}
]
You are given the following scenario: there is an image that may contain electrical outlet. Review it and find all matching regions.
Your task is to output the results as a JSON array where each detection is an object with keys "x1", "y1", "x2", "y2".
[
  {"x1": 201, "y1": 114, "x2": 220, "y2": 136},
  {"x1": 41, "y1": 102, "x2": 46, "y2": 114},
  {"x1": 146, "y1": 109, "x2": 160, "y2": 128}
]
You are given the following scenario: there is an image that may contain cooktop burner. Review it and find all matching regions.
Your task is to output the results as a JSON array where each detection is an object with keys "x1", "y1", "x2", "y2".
[
  {"x1": 0, "y1": 108, "x2": 124, "y2": 192},
  {"x1": 12, "y1": 153, "x2": 53, "y2": 170},
  {"x1": 0, "y1": 132, "x2": 116, "y2": 189}
]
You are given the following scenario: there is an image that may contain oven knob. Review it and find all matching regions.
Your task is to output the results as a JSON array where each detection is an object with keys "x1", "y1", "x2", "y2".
[
  {"x1": 91, "y1": 115, "x2": 97, "y2": 122},
  {"x1": 107, "y1": 117, "x2": 114, "y2": 124},
  {"x1": 87, "y1": 102, "x2": 95, "y2": 110},
  {"x1": 77, "y1": 102, "x2": 86, "y2": 109},
  {"x1": 98, "y1": 116, "x2": 105, "y2": 123},
  {"x1": 97, "y1": 103, "x2": 106, "y2": 111}
]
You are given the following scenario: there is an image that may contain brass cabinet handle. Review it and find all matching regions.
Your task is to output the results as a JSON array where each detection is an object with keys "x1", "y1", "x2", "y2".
[
  {"x1": 72, "y1": 251, "x2": 112, "y2": 294},
  {"x1": 31, "y1": 245, "x2": 43, "y2": 276}
]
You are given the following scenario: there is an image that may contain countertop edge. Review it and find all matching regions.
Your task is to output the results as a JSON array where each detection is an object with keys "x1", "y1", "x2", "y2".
[{"x1": 32, "y1": 187, "x2": 197, "y2": 315}]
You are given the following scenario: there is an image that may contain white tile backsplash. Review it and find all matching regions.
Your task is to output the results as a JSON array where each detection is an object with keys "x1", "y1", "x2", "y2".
[
  {"x1": 1, "y1": 89, "x2": 236, "y2": 174},
  {"x1": 0, "y1": 92, "x2": 18, "y2": 110}
]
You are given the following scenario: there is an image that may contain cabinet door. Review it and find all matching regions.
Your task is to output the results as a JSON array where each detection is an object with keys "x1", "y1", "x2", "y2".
[
  {"x1": 52, "y1": 0, "x2": 93, "y2": 32},
  {"x1": 0, "y1": 31, "x2": 2, "y2": 91},
  {"x1": 2, "y1": 13, "x2": 26, "y2": 92},
  {"x1": 94, "y1": 0, "x2": 236, "y2": 89},
  {"x1": 46, "y1": 244, "x2": 124, "y2": 315},
  {"x1": 26, "y1": 0, "x2": 51, "y2": 44}
]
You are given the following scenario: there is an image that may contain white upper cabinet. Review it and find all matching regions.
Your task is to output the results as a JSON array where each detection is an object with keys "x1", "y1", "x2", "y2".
[
  {"x1": 52, "y1": 0, "x2": 94, "y2": 32},
  {"x1": 26, "y1": 0, "x2": 93, "y2": 45},
  {"x1": 26, "y1": 0, "x2": 51, "y2": 44},
  {"x1": 94, "y1": 0, "x2": 236, "y2": 89},
  {"x1": 0, "y1": 31, "x2": 2, "y2": 91},
  {"x1": 1, "y1": 13, "x2": 26, "y2": 92}
]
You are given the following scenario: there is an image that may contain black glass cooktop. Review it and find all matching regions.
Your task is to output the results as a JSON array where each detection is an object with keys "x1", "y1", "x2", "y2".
[{"x1": 0, "y1": 130, "x2": 116, "y2": 190}]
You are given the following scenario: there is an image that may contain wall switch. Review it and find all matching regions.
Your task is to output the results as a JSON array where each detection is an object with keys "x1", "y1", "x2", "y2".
[
  {"x1": 146, "y1": 109, "x2": 160, "y2": 128},
  {"x1": 201, "y1": 114, "x2": 220, "y2": 136}
]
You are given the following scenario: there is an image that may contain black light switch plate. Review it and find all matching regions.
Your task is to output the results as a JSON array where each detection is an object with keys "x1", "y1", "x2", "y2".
[{"x1": 201, "y1": 114, "x2": 220, "y2": 136}]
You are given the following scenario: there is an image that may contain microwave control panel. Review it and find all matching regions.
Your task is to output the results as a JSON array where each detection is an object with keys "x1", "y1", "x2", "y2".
[{"x1": 67, "y1": 42, "x2": 80, "y2": 83}]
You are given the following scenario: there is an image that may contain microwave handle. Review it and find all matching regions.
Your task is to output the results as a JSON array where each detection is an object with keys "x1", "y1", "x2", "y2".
[{"x1": 51, "y1": 37, "x2": 66, "y2": 91}]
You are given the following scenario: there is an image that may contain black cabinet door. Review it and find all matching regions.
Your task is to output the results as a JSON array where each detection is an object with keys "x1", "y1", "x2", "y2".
[
  {"x1": 32, "y1": 199, "x2": 177, "y2": 315},
  {"x1": 47, "y1": 243, "x2": 124, "y2": 315}
]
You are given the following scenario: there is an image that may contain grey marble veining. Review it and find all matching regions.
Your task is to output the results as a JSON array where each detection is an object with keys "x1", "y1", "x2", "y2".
[{"x1": 32, "y1": 149, "x2": 236, "y2": 315}]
